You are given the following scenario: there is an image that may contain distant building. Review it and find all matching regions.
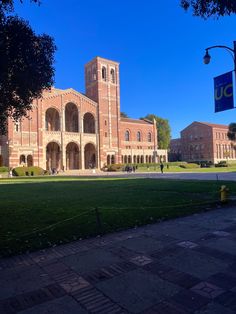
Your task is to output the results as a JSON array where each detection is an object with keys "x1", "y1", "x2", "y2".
[
  {"x1": 169, "y1": 121, "x2": 236, "y2": 164},
  {"x1": 0, "y1": 57, "x2": 168, "y2": 170}
]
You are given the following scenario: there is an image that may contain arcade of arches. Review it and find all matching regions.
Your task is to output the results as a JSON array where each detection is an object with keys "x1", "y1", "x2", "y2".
[{"x1": 46, "y1": 141, "x2": 97, "y2": 170}]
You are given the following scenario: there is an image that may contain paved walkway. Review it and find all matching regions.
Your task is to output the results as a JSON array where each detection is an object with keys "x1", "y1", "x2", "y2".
[{"x1": 0, "y1": 207, "x2": 236, "y2": 313}]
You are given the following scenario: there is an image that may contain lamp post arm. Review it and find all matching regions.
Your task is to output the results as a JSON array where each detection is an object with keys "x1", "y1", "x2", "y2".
[
  {"x1": 205, "y1": 42, "x2": 236, "y2": 71},
  {"x1": 205, "y1": 45, "x2": 235, "y2": 54}
]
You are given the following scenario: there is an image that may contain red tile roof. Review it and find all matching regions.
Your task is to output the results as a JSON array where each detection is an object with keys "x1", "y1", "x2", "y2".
[{"x1": 120, "y1": 118, "x2": 153, "y2": 124}]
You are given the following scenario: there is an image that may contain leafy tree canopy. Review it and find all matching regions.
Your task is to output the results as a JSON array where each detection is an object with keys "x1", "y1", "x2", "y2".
[
  {"x1": 142, "y1": 114, "x2": 171, "y2": 149},
  {"x1": 181, "y1": 0, "x2": 236, "y2": 18},
  {"x1": 0, "y1": 0, "x2": 56, "y2": 134},
  {"x1": 120, "y1": 112, "x2": 129, "y2": 118},
  {"x1": 227, "y1": 123, "x2": 236, "y2": 146}
]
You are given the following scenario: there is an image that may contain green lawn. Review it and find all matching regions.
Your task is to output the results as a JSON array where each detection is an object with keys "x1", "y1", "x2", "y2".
[
  {"x1": 137, "y1": 165, "x2": 236, "y2": 173},
  {"x1": 0, "y1": 176, "x2": 235, "y2": 256}
]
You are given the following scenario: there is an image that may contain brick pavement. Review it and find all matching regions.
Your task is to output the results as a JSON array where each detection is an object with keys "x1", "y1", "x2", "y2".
[{"x1": 0, "y1": 207, "x2": 236, "y2": 313}]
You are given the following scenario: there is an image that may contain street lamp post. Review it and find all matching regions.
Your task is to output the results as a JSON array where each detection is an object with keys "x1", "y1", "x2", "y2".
[{"x1": 203, "y1": 41, "x2": 236, "y2": 72}]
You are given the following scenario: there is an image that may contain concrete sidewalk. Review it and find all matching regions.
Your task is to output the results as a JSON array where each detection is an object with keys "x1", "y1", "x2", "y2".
[{"x1": 0, "y1": 207, "x2": 236, "y2": 313}]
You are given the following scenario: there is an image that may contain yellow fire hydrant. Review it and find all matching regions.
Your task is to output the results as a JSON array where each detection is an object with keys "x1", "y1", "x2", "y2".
[{"x1": 220, "y1": 185, "x2": 229, "y2": 203}]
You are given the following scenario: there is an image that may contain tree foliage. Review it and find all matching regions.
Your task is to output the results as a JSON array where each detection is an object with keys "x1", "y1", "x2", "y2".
[
  {"x1": 0, "y1": 0, "x2": 56, "y2": 134},
  {"x1": 143, "y1": 114, "x2": 171, "y2": 149},
  {"x1": 227, "y1": 123, "x2": 236, "y2": 148},
  {"x1": 120, "y1": 111, "x2": 129, "y2": 118},
  {"x1": 181, "y1": 0, "x2": 236, "y2": 18}
]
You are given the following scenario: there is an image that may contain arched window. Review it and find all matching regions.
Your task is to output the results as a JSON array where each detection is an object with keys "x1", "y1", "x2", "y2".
[
  {"x1": 83, "y1": 112, "x2": 95, "y2": 134},
  {"x1": 137, "y1": 131, "x2": 141, "y2": 142},
  {"x1": 110, "y1": 69, "x2": 115, "y2": 83},
  {"x1": 148, "y1": 132, "x2": 152, "y2": 142},
  {"x1": 104, "y1": 120, "x2": 107, "y2": 126},
  {"x1": 87, "y1": 69, "x2": 91, "y2": 82},
  {"x1": 92, "y1": 66, "x2": 97, "y2": 80},
  {"x1": 102, "y1": 66, "x2": 107, "y2": 81},
  {"x1": 20, "y1": 155, "x2": 26, "y2": 164},
  {"x1": 125, "y1": 130, "x2": 130, "y2": 141}
]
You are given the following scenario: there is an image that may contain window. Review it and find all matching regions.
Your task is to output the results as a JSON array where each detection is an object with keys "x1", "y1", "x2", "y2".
[
  {"x1": 87, "y1": 69, "x2": 91, "y2": 82},
  {"x1": 125, "y1": 130, "x2": 130, "y2": 141},
  {"x1": 148, "y1": 132, "x2": 151, "y2": 142},
  {"x1": 137, "y1": 131, "x2": 141, "y2": 142},
  {"x1": 104, "y1": 120, "x2": 107, "y2": 126},
  {"x1": 102, "y1": 66, "x2": 107, "y2": 81},
  {"x1": 92, "y1": 66, "x2": 97, "y2": 80},
  {"x1": 14, "y1": 121, "x2": 20, "y2": 132},
  {"x1": 105, "y1": 132, "x2": 107, "y2": 137},
  {"x1": 110, "y1": 68, "x2": 115, "y2": 83}
]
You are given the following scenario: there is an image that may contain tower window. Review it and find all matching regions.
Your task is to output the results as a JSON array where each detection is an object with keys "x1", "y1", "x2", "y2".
[
  {"x1": 92, "y1": 66, "x2": 97, "y2": 80},
  {"x1": 137, "y1": 131, "x2": 141, "y2": 142},
  {"x1": 110, "y1": 68, "x2": 115, "y2": 83},
  {"x1": 104, "y1": 120, "x2": 107, "y2": 126},
  {"x1": 125, "y1": 130, "x2": 130, "y2": 141},
  {"x1": 102, "y1": 66, "x2": 107, "y2": 81},
  {"x1": 148, "y1": 132, "x2": 152, "y2": 142}
]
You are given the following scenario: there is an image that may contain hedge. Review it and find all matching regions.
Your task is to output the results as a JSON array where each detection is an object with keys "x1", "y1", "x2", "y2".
[
  {"x1": 13, "y1": 166, "x2": 45, "y2": 176},
  {"x1": 0, "y1": 167, "x2": 8, "y2": 173},
  {"x1": 179, "y1": 163, "x2": 200, "y2": 169}
]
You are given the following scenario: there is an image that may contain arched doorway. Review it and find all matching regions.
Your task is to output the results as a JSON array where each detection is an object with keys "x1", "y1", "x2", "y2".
[
  {"x1": 20, "y1": 155, "x2": 26, "y2": 165},
  {"x1": 66, "y1": 142, "x2": 80, "y2": 169},
  {"x1": 45, "y1": 108, "x2": 60, "y2": 131},
  {"x1": 84, "y1": 143, "x2": 96, "y2": 169},
  {"x1": 65, "y1": 103, "x2": 79, "y2": 132},
  {"x1": 111, "y1": 155, "x2": 115, "y2": 164},
  {"x1": 84, "y1": 113, "x2": 95, "y2": 133},
  {"x1": 107, "y1": 155, "x2": 111, "y2": 165},
  {"x1": 27, "y1": 155, "x2": 33, "y2": 167},
  {"x1": 46, "y1": 142, "x2": 61, "y2": 170}
]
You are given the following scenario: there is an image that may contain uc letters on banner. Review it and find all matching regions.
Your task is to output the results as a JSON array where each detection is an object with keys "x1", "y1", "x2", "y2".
[{"x1": 214, "y1": 71, "x2": 234, "y2": 113}]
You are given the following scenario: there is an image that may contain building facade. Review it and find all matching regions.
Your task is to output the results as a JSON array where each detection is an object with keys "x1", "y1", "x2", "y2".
[
  {"x1": 0, "y1": 57, "x2": 167, "y2": 170},
  {"x1": 169, "y1": 121, "x2": 236, "y2": 164}
]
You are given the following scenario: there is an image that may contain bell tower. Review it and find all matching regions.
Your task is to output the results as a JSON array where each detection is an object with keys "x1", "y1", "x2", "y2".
[{"x1": 85, "y1": 57, "x2": 121, "y2": 167}]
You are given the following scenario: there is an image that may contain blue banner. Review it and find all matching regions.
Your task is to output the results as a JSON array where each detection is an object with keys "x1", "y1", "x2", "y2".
[{"x1": 214, "y1": 71, "x2": 234, "y2": 113}]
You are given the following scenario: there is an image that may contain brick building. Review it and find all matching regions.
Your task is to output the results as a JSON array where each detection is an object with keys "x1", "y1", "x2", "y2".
[
  {"x1": 0, "y1": 57, "x2": 167, "y2": 170},
  {"x1": 169, "y1": 121, "x2": 236, "y2": 164}
]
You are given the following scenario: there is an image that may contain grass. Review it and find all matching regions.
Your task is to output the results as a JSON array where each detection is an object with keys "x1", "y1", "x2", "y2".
[
  {"x1": 0, "y1": 176, "x2": 235, "y2": 256},
  {"x1": 137, "y1": 165, "x2": 236, "y2": 173}
]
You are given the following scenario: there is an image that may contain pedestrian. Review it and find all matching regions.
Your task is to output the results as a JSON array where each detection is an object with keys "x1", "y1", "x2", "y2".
[{"x1": 160, "y1": 163, "x2": 164, "y2": 174}]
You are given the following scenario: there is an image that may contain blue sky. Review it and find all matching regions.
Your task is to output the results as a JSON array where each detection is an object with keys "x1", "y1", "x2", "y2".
[{"x1": 14, "y1": 0, "x2": 236, "y2": 138}]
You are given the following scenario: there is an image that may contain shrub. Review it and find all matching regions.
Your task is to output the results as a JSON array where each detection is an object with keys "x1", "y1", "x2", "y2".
[
  {"x1": 0, "y1": 166, "x2": 8, "y2": 173},
  {"x1": 179, "y1": 163, "x2": 200, "y2": 169},
  {"x1": 13, "y1": 166, "x2": 45, "y2": 176},
  {"x1": 107, "y1": 164, "x2": 124, "y2": 172},
  {"x1": 215, "y1": 161, "x2": 228, "y2": 167}
]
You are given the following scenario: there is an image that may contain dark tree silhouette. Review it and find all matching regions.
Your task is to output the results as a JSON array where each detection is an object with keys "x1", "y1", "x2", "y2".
[
  {"x1": 0, "y1": 0, "x2": 56, "y2": 134},
  {"x1": 120, "y1": 112, "x2": 129, "y2": 118},
  {"x1": 227, "y1": 123, "x2": 236, "y2": 148},
  {"x1": 181, "y1": 0, "x2": 236, "y2": 18}
]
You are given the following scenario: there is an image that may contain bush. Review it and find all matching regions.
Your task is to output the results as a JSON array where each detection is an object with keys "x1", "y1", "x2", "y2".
[
  {"x1": 0, "y1": 166, "x2": 8, "y2": 173},
  {"x1": 13, "y1": 166, "x2": 45, "y2": 176},
  {"x1": 107, "y1": 164, "x2": 124, "y2": 172},
  {"x1": 215, "y1": 161, "x2": 228, "y2": 167},
  {"x1": 179, "y1": 163, "x2": 200, "y2": 169}
]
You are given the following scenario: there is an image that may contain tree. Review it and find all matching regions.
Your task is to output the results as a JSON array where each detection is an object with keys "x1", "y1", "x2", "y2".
[
  {"x1": 120, "y1": 112, "x2": 129, "y2": 118},
  {"x1": 0, "y1": 0, "x2": 56, "y2": 134},
  {"x1": 227, "y1": 123, "x2": 236, "y2": 149},
  {"x1": 142, "y1": 114, "x2": 171, "y2": 149},
  {"x1": 180, "y1": 0, "x2": 236, "y2": 18}
]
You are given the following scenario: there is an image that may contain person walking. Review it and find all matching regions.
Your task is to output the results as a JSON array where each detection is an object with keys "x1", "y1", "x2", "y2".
[{"x1": 160, "y1": 163, "x2": 164, "y2": 174}]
